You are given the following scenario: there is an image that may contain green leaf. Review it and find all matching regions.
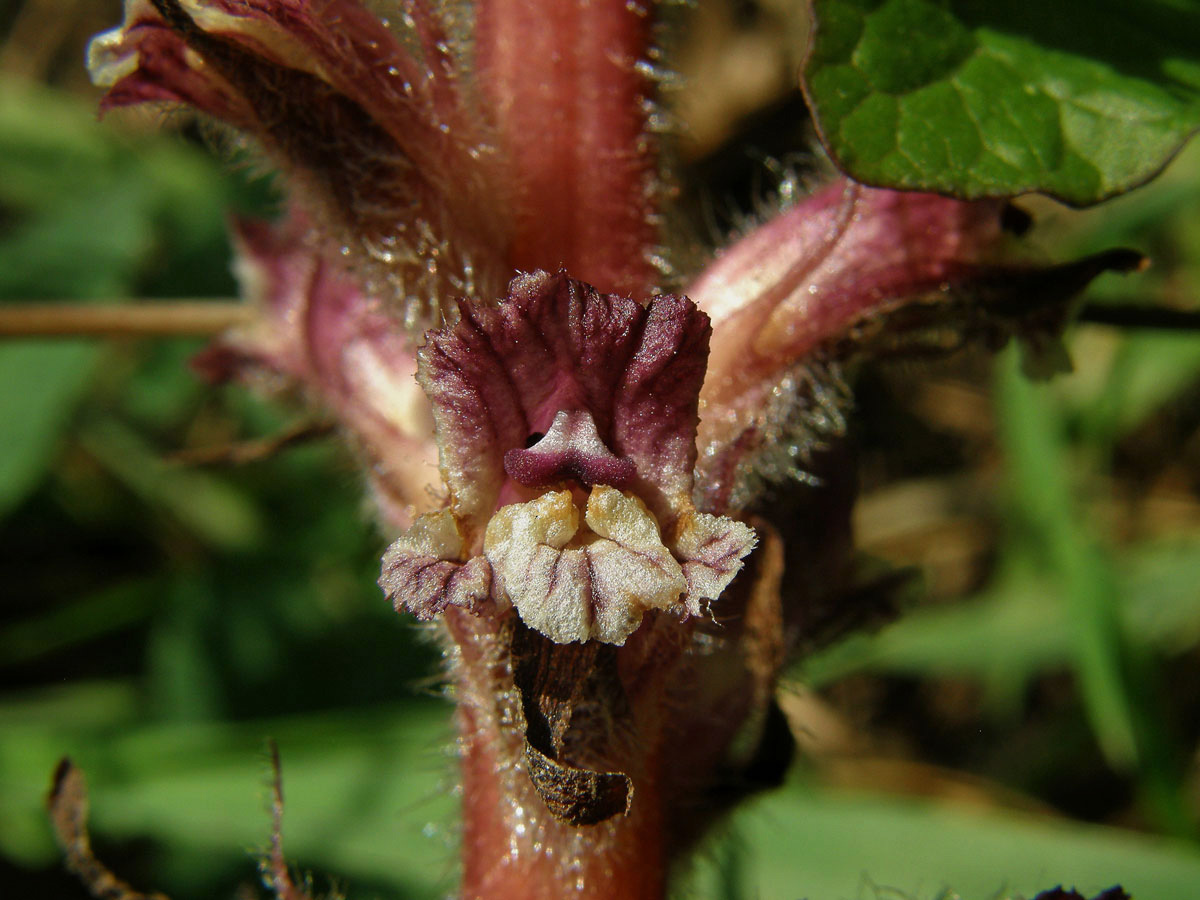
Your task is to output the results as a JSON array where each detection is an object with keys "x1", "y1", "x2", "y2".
[
  {"x1": 0, "y1": 697, "x2": 456, "y2": 897},
  {"x1": 0, "y1": 341, "x2": 99, "y2": 517},
  {"x1": 803, "y1": 0, "x2": 1200, "y2": 204},
  {"x1": 684, "y1": 779, "x2": 1200, "y2": 900}
]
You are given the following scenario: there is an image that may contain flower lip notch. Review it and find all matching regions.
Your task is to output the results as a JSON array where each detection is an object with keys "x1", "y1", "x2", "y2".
[
  {"x1": 380, "y1": 270, "x2": 757, "y2": 646},
  {"x1": 504, "y1": 409, "x2": 638, "y2": 489}
]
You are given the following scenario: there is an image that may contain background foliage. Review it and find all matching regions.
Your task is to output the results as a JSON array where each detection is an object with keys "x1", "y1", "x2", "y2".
[{"x1": 2, "y1": 1, "x2": 1200, "y2": 898}]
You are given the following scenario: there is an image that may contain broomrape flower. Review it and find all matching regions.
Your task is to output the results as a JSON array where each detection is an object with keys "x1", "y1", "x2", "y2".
[
  {"x1": 378, "y1": 269, "x2": 756, "y2": 648},
  {"x1": 82, "y1": 1, "x2": 1140, "y2": 897}
]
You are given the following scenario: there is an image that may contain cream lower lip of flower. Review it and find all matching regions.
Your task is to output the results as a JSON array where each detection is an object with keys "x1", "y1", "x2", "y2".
[
  {"x1": 484, "y1": 487, "x2": 686, "y2": 645},
  {"x1": 379, "y1": 270, "x2": 756, "y2": 646}
]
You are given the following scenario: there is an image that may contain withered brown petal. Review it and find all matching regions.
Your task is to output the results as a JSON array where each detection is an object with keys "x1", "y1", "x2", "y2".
[
  {"x1": 510, "y1": 622, "x2": 634, "y2": 826},
  {"x1": 523, "y1": 741, "x2": 633, "y2": 828}
]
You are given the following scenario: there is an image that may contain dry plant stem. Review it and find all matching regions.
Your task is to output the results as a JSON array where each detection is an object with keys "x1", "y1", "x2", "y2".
[
  {"x1": 447, "y1": 610, "x2": 667, "y2": 900},
  {"x1": 48, "y1": 759, "x2": 170, "y2": 900},
  {"x1": 167, "y1": 419, "x2": 336, "y2": 466},
  {"x1": 0, "y1": 301, "x2": 251, "y2": 337},
  {"x1": 265, "y1": 742, "x2": 314, "y2": 900}
]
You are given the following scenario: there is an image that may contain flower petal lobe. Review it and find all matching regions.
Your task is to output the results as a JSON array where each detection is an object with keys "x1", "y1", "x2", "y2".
[{"x1": 379, "y1": 511, "x2": 494, "y2": 619}]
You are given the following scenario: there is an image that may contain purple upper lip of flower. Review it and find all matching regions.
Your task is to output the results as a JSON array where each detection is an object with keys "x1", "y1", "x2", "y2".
[
  {"x1": 418, "y1": 270, "x2": 711, "y2": 528},
  {"x1": 504, "y1": 409, "x2": 638, "y2": 489}
]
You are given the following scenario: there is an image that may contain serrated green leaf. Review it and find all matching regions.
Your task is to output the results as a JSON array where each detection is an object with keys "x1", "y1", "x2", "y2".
[{"x1": 803, "y1": 0, "x2": 1200, "y2": 204}]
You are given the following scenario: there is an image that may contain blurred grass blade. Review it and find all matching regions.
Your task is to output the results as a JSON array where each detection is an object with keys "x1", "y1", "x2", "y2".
[
  {"x1": 995, "y1": 347, "x2": 1193, "y2": 838},
  {"x1": 994, "y1": 346, "x2": 1138, "y2": 767},
  {"x1": 797, "y1": 562, "x2": 1072, "y2": 706},
  {"x1": 145, "y1": 576, "x2": 223, "y2": 723},
  {"x1": 79, "y1": 417, "x2": 264, "y2": 551},
  {"x1": 0, "y1": 579, "x2": 160, "y2": 666},
  {"x1": 1079, "y1": 331, "x2": 1200, "y2": 448},
  {"x1": 800, "y1": 538, "x2": 1200, "y2": 708}
]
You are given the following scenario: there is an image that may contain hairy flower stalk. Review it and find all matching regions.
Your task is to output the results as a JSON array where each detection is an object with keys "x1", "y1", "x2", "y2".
[
  {"x1": 80, "y1": 1, "x2": 1144, "y2": 898},
  {"x1": 378, "y1": 270, "x2": 757, "y2": 894}
]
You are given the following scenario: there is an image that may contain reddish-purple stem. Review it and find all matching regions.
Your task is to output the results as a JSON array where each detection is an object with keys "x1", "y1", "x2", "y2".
[{"x1": 475, "y1": 0, "x2": 660, "y2": 298}]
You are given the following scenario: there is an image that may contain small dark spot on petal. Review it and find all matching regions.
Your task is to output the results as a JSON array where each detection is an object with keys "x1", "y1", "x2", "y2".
[{"x1": 1001, "y1": 202, "x2": 1033, "y2": 236}]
